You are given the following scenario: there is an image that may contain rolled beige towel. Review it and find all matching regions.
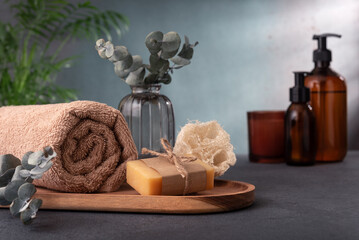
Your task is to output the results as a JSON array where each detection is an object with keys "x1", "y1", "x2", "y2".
[{"x1": 0, "y1": 101, "x2": 137, "y2": 193}]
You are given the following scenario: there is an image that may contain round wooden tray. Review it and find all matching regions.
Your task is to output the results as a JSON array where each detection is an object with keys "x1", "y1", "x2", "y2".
[{"x1": 25, "y1": 179, "x2": 255, "y2": 214}]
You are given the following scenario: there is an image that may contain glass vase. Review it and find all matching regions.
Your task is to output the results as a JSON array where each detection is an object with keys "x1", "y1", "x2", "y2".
[{"x1": 118, "y1": 84, "x2": 175, "y2": 154}]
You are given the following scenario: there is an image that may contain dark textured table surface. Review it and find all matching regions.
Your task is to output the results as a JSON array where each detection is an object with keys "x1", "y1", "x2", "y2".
[{"x1": 1, "y1": 152, "x2": 358, "y2": 240}]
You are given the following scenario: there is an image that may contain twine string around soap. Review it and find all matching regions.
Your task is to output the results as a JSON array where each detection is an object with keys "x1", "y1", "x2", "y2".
[{"x1": 141, "y1": 138, "x2": 197, "y2": 195}]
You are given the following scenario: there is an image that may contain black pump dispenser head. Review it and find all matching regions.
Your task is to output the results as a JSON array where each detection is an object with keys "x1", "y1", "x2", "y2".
[
  {"x1": 290, "y1": 72, "x2": 310, "y2": 103},
  {"x1": 313, "y1": 33, "x2": 341, "y2": 63}
]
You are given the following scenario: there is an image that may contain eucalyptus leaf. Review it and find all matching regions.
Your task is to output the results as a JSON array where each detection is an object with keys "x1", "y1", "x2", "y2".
[
  {"x1": 158, "y1": 74, "x2": 172, "y2": 84},
  {"x1": 20, "y1": 209, "x2": 35, "y2": 225},
  {"x1": 184, "y1": 35, "x2": 190, "y2": 45},
  {"x1": 0, "y1": 187, "x2": 11, "y2": 205},
  {"x1": 95, "y1": 39, "x2": 105, "y2": 50},
  {"x1": 18, "y1": 183, "x2": 36, "y2": 201},
  {"x1": 19, "y1": 169, "x2": 31, "y2": 179},
  {"x1": 43, "y1": 146, "x2": 54, "y2": 156},
  {"x1": 160, "y1": 50, "x2": 178, "y2": 60},
  {"x1": 10, "y1": 198, "x2": 27, "y2": 217},
  {"x1": 104, "y1": 41, "x2": 115, "y2": 58},
  {"x1": 125, "y1": 67, "x2": 145, "y2": 86},
  {"x1": 4, "y1": 180, "x2": 26, "y2": 202},
  {"x1": 114, "y1": 54, "x2": 133, "y2": 72},
  {"x1": 144, "y1": 73, "x2": 158, "y2": 84},
  {"x1": 145, "y1": 65, "x2": 157, "y2": 74},
  {"x1": 127, "y1": 55, "x2": 143, "y2": 72},
  {"x1": 145, "y1": 31, "x2": 163, "y2": 54},
  {"x1": 0, "y1": 154, "x2": 21, "y2": 175},
  {"x1": 113, "y1": 54, "x2": 137, "y2": 78},
  {"x1": 178, "y1": 47, "x2": 194, "y2": 60},
  {"x1": 27, "y1": 151, "x2": 43, "y2": 166},
  {"x1": 114, "y1": 63, "x2": 130, "y2": 79},
  {"x1": 177, "y1": 36, "x2": 198, "y2": 60},
  {"x1": 172, "y1": 65, "x2": 185, "y2": 70},
  {"x1": 11, "y1": 165, "x2": 25, "y2": 182},
  {"x1": 29, "y1": 161, "x2": 53, "y2": 179},
  {"x1": 108, "y1": 46, "x2": 129, "y2": 62},
  {"x1": 170, "y1": 56, "x2": 191, "y2": 66},
  {"x1": 21, "y1": 151, "x2": 35, "y2": 170},
  {"x1": 0, "y1": 168, "x2": 15, "y2": 188},
  {"x1": 38, "y1": 159, "x2": 49, "y2": 168},
  {"x1": 97, "y1": 48, "x2": 107, "y2": 59},
  {"x1": 41, "y1": 146, "x2": 57, "y2": 163},
  {"x1": 149, "y1": 54, "x2": 169, "y2": 72},
  {"x1": 162, "y1": 32, "x2": 181, "y2": 52},
  {"x1": 29, "y1": 199, "x2": 42, "y2": 211},
  {"x1": 27, "y1": 147, "x2": 56, "y2": 169}
]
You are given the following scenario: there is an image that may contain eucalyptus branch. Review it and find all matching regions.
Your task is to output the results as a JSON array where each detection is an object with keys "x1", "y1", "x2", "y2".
[
  {"x1": 0, "y1": 147, "x2": 57, "y2": 224},
  {"x1": 95, "y1": 31, "x2": 198, "y2": 86}
]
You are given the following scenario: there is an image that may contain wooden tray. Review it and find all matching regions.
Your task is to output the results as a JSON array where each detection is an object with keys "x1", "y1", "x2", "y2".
[{"x1": 2, "y1": 180, "x2": 255, "y2": 214}]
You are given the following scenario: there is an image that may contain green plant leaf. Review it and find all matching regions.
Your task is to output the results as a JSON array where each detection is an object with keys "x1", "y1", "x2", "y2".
[{"x1": 1, "y1": 0, "x2": 129, "y2": 106}]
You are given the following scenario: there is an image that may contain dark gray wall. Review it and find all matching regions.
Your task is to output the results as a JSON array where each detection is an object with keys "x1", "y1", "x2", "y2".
[{"x1": 1, "y1": 0, "x2": 359, "y2": 153}]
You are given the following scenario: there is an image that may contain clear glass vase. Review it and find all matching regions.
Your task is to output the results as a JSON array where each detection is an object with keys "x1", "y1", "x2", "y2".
[{"x1": 118, "y1": 84, "x2": 175, "y2": 154}]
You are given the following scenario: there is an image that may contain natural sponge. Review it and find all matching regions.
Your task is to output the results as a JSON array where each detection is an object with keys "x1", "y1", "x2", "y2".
[{"x1": 173, "y1": 121, "x2": 236, "y2": 176}]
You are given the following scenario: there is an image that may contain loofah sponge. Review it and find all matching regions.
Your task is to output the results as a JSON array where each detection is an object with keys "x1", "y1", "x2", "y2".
[{"x1": 173, "y1": 121, "x2": 236, "y2": 176}]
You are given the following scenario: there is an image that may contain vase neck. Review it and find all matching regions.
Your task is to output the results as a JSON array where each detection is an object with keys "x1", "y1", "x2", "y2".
[{"x1": 131, "y1": 84, "x2": 161, "y2": 94}]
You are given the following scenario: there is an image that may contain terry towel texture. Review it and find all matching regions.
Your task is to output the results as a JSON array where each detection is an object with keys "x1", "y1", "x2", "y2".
[{"x1": 0, "y1": 101, "x2": 138, "y2": 193}]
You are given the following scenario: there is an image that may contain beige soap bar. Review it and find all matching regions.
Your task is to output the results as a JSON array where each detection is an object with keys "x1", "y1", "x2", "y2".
[{"x1": 126, "y1": 159, "x2": 214, "y2": 195}]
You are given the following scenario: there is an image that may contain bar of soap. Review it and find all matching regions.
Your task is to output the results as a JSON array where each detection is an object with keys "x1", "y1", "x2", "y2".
[{"x1": 126, "y1": 159, "x2": 214, "y2": 195}]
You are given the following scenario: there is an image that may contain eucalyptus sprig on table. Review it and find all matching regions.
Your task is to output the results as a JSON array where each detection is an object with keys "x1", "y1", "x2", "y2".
[
  {"x1": 95, "y1": 31, "x2": 198, "y2": 86},
  {"x1": 0, "y1": 147, "x2": 56, "y2": 224}
]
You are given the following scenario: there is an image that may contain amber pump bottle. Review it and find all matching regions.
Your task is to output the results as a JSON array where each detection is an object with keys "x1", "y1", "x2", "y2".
[
  {"x1": 305, "y1": 33, "x2": 347, "y2": 162},
  {"x1": 285, "y1": 72, "x2": 316, "y2": 166}
]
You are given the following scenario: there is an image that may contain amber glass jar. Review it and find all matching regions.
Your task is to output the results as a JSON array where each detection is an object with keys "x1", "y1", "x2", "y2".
[
  {"x1": 247, "y1": 111, "x2": 285, "y2": 163},
  {"x1": 305, "y1": 62, "x2": 347, "y2": 162}
]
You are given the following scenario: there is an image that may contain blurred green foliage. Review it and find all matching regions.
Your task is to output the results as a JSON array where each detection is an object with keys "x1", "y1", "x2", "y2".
[{"x1": 0, "y1": 0, "x2": 129, "y2": 106}]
